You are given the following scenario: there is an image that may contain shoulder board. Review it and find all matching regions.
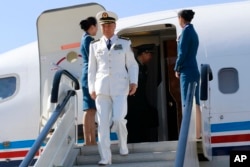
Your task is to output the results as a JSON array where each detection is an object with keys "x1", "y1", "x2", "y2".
[
  {"x1": 91, "y1": 39, "x2": 100, "y2": 43},
  {"x1": 118, "y1": 36, "x2": 130, "y2": 40}
]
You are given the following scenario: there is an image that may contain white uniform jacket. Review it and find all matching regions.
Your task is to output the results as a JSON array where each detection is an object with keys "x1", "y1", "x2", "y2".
[{"x1": 88, "y1": 35, "x2": 138, "y2": 96}]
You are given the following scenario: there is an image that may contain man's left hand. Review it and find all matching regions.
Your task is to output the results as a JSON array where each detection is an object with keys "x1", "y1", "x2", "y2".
[{"x1": 129, "y1": 83, "x2": 137, "y2": 95}]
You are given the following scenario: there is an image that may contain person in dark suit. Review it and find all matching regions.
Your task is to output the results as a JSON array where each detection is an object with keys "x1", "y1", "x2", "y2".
[
  {"x1": 79, "y1": 16, "x2": 98, "y2": 145},
  {"x1": 174, "y1": 9, "x2": 201, "y2": 139},
  {"x1": 127, "y1": 44, "x2": 158, "y2": 143}
]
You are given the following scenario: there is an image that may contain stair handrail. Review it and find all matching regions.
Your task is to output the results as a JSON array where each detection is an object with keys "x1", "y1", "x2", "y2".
[
  {"x1": 19, "y1": 90, "x2": 76, "y2": 167},
  {"x1": 174, "y1": 82, "x2": 197, "y2": 167},
  {"x1": 19, "y1": 69, "x2": 80, "y2": 167},
  {"x1": 51, "y1": 69, "x2": 80, "y2": 103},
  {"x1": 200, "y1": 64, "x2": 213, "y2": 160}
]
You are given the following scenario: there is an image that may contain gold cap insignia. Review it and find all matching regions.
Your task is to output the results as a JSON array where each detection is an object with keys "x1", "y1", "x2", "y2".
[
  {"x1": 102, "y1": 12, "x2": 108, "y2": 18},
  {"x1": 96, "y1": 11, "x2": 118, "y2": 24}
]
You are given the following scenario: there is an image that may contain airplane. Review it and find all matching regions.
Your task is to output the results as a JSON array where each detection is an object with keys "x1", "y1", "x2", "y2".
[{"x1": 1, "y1": 1, "x2": 250, "y2": 166}]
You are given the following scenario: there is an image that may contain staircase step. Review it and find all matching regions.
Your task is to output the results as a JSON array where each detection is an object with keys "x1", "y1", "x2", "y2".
[
  {"x1": 73, "y1": 160, "x2": 174, "y2": 167},
  {"x1": 73, "y1": 141, "x2": 177, "y2": 166},
  {"x1": 80, "y1": 141, "x2": 178, "y2": 156},
  {"x1": 76, "y1": 151, "x2": 176, "y2": 165}
]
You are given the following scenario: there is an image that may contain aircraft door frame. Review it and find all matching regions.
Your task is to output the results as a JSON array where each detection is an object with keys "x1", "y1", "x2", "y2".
[
  {"x1": 117, "y1": 24, "x2": 180, "y2": 141},
  {"x1": 37, "y1": 3, "x2": 105, "y2": 129}
]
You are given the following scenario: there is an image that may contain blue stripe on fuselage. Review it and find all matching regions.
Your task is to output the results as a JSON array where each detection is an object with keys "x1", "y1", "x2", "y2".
[
  {"x1": 0, "y1": 140, "x2": 35, "y2": 150},
  {"x1": 211, "y1": 121, "x2": 250, "y2": 133}
]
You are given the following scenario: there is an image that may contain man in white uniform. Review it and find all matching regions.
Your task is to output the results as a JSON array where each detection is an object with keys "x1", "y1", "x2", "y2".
[{"x1": 88, "y1": 10, "x2": 138, "y2": 165}]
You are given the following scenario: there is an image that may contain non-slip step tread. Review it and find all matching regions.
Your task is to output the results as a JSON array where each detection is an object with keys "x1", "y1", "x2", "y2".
[
  {"x1": 76, "y1": 151, "x2": 176, "y2": 165},
  {"x1": 79, "y1": 141, "x2": 178, "y2": 156},
  {"x1": 73, "y1": 160, "x2": 174, "y2": 167}
]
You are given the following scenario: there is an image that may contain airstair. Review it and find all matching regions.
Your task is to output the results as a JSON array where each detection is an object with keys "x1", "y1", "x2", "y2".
[
  {"x1": 65, "y1": 140, "x2": 216, "y2": 167},
  {"x1": 20, "y1": 70, "x2": 218, "y2": 167},
  {"x1": 70, "y1": 141, "x2": 177, "y2": 167}
]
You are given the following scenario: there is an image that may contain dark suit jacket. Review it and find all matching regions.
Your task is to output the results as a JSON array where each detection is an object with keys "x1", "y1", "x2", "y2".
[{"x1": 127, "y1": 59, "x2": 158, "y2": 128}]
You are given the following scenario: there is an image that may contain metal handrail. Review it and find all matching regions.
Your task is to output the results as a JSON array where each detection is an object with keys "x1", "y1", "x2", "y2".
[
  {"x1": 51, "y1": 69, "x2": 80, "y2": 103},
  {"x1": 19, "y1": 90, "x2": 76, "y2": 167},
  {"x1": 19, "y1": 69, "x2": 80, "y2": 167},
  {"x1": 174, "y1": 82, "x2": 197, "y2": 167}
]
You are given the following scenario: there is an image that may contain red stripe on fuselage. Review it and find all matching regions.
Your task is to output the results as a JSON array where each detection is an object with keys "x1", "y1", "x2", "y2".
[
  {"x1": 0, "y1": 150, "x2": 40, "y2": 158},
  {"x1": 211, "y1": 134, "x2": 250, "y2": 143}
]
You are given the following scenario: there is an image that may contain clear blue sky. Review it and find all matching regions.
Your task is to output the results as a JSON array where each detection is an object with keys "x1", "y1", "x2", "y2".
[{"x1": 0, "y1": 0, "x2": 240, "y2": 54}]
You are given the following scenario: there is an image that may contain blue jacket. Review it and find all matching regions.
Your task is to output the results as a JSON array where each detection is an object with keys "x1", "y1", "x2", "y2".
[
  {"x1": 81, "y1": 33, "x2": 94, "y2": 88},
  {"x1": 174, "y1": 24, "x2": 199, "y2": 73}
]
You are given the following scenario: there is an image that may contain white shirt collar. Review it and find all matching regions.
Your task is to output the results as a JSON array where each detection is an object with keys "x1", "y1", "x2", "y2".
[{"x1": 104, "y1": 35, "x2": 116, "y2": 44}]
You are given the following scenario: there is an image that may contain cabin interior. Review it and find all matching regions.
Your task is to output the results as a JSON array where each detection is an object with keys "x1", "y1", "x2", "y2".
[{"x1": 118, "y1": 23, "x2": 182, "y2": 141}]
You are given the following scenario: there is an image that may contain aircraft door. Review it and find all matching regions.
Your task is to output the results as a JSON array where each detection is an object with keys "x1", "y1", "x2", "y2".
[{"x1": 37, "y1": 3, "x2": 105, "y2": 128}]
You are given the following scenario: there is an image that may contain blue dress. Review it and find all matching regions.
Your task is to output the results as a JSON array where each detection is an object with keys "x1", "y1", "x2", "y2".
[
  {"x1": 174, "y1": 24, "x2": 200, "y2": 106},
  {"x1": 80, "y1": 33, "x2": 96, "y2": 111}
]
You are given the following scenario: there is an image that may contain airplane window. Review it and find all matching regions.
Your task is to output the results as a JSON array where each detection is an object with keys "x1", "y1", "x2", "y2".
[
  {"x1": 0, "y1": 77, "x2": 16, "y2": 100},
  {"x1": 218, "y1": 68, "x2": 239, "y2": 94}
]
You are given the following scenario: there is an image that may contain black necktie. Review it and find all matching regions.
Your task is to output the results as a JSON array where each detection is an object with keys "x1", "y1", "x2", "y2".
[{"x1": 107, "y1": 39, "x2": 111, "y2": 50}]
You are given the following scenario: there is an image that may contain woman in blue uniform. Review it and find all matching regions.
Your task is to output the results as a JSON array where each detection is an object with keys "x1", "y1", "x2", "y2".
[
  {"x1": 79, "y1": 17, "x2": 98, "y2": 145},
  {"x1": 174, "y1": 9, "x2": 201, "y2": 139}
]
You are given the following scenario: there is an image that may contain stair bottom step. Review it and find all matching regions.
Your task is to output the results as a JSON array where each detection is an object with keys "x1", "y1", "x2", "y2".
[
  {"x1": 73, "y1": 160, "x2": 174, "y2": 167},
  {"x1": 77, "y1": 151, "x2": 175, "y2": 165}
]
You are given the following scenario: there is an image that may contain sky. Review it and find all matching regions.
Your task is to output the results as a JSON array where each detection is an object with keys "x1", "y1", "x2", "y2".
[{"x1": 0, "y1": 0, "x2": 241, "y2": 54}]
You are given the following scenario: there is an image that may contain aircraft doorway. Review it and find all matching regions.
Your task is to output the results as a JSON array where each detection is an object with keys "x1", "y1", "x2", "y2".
[{"x1": 117, "y1": 24, "x2": 181, "y2": 142}]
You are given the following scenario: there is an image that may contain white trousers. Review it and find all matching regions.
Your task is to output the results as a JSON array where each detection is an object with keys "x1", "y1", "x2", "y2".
[{"x1": 95, "y1": 94, "x2": 128, "y2": 162}]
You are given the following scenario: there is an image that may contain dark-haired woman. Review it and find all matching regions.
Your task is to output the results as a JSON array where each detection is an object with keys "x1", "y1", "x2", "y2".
[
  {"x1": 80, "y1": 17, "x2": 98, "y2": 145},
  {"x1": 174, "y1": 9, "x2": 202, "y2": 139}
]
